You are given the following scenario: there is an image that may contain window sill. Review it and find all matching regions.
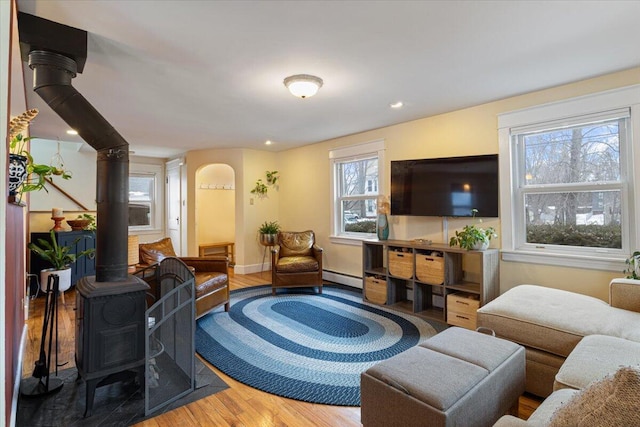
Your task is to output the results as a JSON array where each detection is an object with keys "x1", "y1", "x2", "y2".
[
  {"x1": 329, "y1": 235, "x2": 377, "y2": 246},
  {"x1": 501, "y1": 249, "x2": 626, "y2": 272}
]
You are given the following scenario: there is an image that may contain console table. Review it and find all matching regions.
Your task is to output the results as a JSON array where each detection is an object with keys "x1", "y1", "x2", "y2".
[{"x1": 362, "y1": 239, "x2": 499, "y2": 329}]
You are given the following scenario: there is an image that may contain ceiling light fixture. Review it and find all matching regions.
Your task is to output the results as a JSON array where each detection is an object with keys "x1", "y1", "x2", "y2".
[
  {"x1": 390, "y1": 101, "x2": 403, "y2": 109},
  {"x1": 265, "y1": 140, "x2": 272, "y2": 145},
  {"x1": 283, "y1": 74, "x2": 323, "y2": 99},
  {"x1": 66, "y1": 129, "x2": 78, "y2": 135}
]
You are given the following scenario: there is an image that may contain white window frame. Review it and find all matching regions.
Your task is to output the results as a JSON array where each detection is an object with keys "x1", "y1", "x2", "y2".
[
  {"x1": 129, "y1": 162, "x2": 164, "y2": 234},
  {"x1": 329, "y1": 140, "x2": 385, "y2": 246},
  {"x1": 498, "y1": 84, "x2": 640, "y2": 271}
]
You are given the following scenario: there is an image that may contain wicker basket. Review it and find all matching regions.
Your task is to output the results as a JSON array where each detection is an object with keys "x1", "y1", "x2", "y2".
[
  {"x1": 365, "y1": 276, "x2": 387, "y2": 305},
  {"x1": 416, "y1": 254, "x2": 445, "y2": 285},
  {"x1": 388, "y1": 250, "x2": 413, "y2": 279}
]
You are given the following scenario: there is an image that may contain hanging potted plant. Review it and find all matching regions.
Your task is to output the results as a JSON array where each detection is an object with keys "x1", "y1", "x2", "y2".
[
  {"x1": 258, "y1": 221, "x2": 280, "y2": 246},
  {"x1": 449, "y1": 209, "x2": 498, "y2": 250},
  {"x1": 28, "y1": 230, "x2": 95, "y2": 297},
  {"x1": 9, "y1": 109, "x2": 72, "y2": 203}
]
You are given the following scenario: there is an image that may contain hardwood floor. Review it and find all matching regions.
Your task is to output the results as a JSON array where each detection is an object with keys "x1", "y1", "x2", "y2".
[{"x1": 22, "y1": 269, "x2": 540, "y2": 426}]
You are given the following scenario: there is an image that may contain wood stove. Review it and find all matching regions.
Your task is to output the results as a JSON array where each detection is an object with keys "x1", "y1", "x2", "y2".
[{"x1": 75, "y1": 276, "x2": 149, "y2": 416}]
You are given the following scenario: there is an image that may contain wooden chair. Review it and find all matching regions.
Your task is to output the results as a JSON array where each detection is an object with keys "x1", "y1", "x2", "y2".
[{"x1": 271, "y1": 230, "x2": 323, "y2": 295}]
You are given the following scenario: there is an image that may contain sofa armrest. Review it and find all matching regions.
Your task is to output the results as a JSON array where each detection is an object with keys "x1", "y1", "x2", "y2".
[
  {"x1": 610, "y1": 278, "x2": 640, "y2": 312},
  {"x1": 179, "y1": 256, "x2": 228, "y2": 274},
  {"x1": 492, "y1": 416, "x2": 528, "y2": 427}
]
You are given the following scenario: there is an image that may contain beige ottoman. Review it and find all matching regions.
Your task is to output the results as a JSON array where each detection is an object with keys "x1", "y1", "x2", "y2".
[
  {"x1": 360, "y1": 327, "x2": 525, "y2": 427},
  {"x1": 554, "y1": 334, "x2": 640, "y2": 391}
]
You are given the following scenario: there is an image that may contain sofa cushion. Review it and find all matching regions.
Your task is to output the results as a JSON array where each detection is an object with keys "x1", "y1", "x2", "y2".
[
  {"x1": 139, "y1": 237, "x2": 177, "y2": 264},
  {"x1": 554, "y1": 335, "x2": 640, "y2": 391},
  {"x1": 549, "y1": 366, "x2": 640, "y2": 426},
  {"x1": 278, "y1": 231, "x2": 314, "y2": 257},
  {"x1": 477, "y1": 284, "x2": 640, "y2": 357}
]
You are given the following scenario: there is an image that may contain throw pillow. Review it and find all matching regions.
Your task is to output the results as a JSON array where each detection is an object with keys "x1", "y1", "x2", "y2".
[{"x1": 549, "y1": 365, "x2": 640, "y2": 427}]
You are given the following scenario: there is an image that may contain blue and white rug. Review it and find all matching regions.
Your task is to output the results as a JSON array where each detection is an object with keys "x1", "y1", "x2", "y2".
[{"x1": 195, "y1": 285, "x2": 442, "y2": 406}]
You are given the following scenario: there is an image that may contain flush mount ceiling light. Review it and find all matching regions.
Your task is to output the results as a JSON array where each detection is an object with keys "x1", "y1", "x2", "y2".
[{"x1": 283, "y1": 74, "x2": 323, "y2": 99}]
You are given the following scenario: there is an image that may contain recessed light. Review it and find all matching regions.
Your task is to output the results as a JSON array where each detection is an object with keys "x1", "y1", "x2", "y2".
[
  {"x1": 265, "y1": 140, "x2": 272, "y2": 145},
  {"x1": 66, "y1": 129, "x2": 78, "y2": 135},
  {"x1": 390, "y1": 102, "x2": 403, "y2": 109}
]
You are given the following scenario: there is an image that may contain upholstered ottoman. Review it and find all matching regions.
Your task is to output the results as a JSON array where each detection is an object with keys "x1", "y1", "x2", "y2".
[
  {"x1": 360, "y1": 327, "x2": 525, "y2": 427},
  {"x1": 554, "y1": 334, "x2": 640, "y2": 391}
]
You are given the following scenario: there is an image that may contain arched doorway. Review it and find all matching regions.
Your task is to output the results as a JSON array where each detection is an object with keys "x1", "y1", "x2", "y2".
[{"x1": 195, "y1": 164, "x2": 236, "y2": 261}]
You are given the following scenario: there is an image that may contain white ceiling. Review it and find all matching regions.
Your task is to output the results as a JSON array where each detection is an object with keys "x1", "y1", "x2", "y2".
[{"x1": 15, "y1": 0, "x2": 640, "y2": 158}]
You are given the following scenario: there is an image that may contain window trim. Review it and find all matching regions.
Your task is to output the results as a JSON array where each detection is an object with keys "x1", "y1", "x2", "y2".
[
  {"x1": 129, "y1": 162, "x2": 164, "y2": 234},
  {"x1": 498, "y1": 84, "x2": 640, "y2": 271},
  {"x1": 329, "y1": 139, "x2": 385, "y2": 245}
]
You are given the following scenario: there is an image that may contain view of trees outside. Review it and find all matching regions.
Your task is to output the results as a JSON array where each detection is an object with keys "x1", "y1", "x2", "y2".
[
  {"x1": 339, "y1": 158, "x2": 378, "y2": 233},
  {"x1": 522, "y1": 118, "x2": 622, "y2": 248}
]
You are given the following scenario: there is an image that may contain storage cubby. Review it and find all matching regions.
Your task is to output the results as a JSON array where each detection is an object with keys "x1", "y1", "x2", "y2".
[{"x1": 362, "y1": 240, "x2": 499, "y2": 326}]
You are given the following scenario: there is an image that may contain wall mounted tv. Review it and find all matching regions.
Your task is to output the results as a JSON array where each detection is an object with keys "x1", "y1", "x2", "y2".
[{"x1": 390, "y1": 154, "x2": 499, "y2": 217}]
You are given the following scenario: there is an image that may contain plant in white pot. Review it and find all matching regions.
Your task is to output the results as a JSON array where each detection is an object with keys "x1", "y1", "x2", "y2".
[
  {"x1": 28, "y1": 230, "x2": 95, "y2": 300},
  {"x1": 449, "y1": 209, "x2": 498, "y2": 251}
]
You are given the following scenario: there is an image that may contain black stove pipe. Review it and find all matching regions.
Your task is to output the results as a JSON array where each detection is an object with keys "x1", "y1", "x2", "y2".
[{"x1": 28, "y1": 50, "x2": 129, "y2": 283}]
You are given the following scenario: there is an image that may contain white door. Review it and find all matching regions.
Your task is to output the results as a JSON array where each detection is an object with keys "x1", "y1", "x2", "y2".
[{"x1": 166, "y1": 159, "x2": 183, "y2": 255}]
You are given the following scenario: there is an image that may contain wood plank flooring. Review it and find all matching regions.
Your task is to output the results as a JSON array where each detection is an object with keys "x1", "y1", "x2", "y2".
[{"x1": 22, "y1": 269, "x2": 540, "y2": 426}]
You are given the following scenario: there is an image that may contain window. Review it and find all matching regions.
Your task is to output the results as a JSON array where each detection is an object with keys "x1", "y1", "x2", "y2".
[
  {"x1": 330, "y1": 140, "x2": 385, "y2": 243},
  {"x1": 129, "y1": 162, "x2": 164, "y2": 232},
  {"x1": 498, "y1": 85, "x2": 640, "y2": 270},
  {"x1": 129, "y1": 174, "x2": 154, "y2": 227}
]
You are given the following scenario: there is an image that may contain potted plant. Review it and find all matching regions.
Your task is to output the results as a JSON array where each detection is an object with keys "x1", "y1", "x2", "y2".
[
  {"x1": 624, "y1": 251, "x2": 640, "y2": 279},
  {"x1": 28, "y1": 230, "x2": 95, "y2": 297},
  {"x1": 449, "y1": 209, "x2": 498, "y2": 250},
  {"x1": 258, "y1": 220, "x2": 280, "y2": 246},
  {"x1": 9, "y1": 109, "x2": 72, "y2": 202}
]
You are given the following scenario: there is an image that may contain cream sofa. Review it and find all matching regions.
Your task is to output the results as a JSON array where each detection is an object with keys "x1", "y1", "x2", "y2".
[{"x1": 476, "y1": 279, "x2": 640, "y2": 398}]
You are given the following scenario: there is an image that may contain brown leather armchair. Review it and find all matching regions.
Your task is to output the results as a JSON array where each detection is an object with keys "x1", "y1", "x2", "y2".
[
  {"x1": 271, "y1": 230, "x2": 323, "y2": 295},
  {"x1": 138, "y1": 237, "x2": 229, "y2": 318}
]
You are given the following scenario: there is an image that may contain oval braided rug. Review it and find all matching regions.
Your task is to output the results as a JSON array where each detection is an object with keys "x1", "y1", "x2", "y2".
[{"x1": 195, "y1": 285, "x2": 442, "y2": 406}]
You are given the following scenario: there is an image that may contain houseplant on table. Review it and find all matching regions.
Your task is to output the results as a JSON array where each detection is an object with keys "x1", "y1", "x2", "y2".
[
  {"x1": 449, "y1": 209, "x2": 497, "y2": 250},
  {"x1": 28, "y1": 230, "x2": 95, "y2": 300},
  {"x1": 258, "y1": 221, "x2": 281, "y2": 246}
]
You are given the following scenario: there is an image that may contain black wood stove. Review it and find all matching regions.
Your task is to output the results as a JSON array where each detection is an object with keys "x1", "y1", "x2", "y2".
[
  {"x1": 75, "y1": 276, "x2": 149, "y2": 416},
  {"x1": 18, "y1": 12, "x2": 150, "y2": 417}
]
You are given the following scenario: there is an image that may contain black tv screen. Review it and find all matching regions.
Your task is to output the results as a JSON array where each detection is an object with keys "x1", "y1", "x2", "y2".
[{"x1": 390, "y1": 154, "x2": 499, "y2": 217}]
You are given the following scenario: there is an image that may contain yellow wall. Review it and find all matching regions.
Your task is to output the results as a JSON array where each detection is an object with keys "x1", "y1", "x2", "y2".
[
  {"x1": 196, "y1": 163, "x2": 236, "y2": 245},
  {"x1": 186, "y1": 148, "x2": 278, "y2": 272},
  {"x1": 277, "y1": 67, "x2": 640, "y2": 301}
]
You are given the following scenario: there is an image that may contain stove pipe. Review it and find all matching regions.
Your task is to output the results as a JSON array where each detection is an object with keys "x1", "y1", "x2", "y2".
[{"x1": 28, "y1": 50, "x2": 129, "y2": 283}]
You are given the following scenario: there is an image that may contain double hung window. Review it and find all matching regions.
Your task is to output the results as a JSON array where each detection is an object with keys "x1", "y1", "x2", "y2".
[
  {"x1": 330, "y1": 140, "x2": 385, "y2": 242},
  {"x1": 499, "y1": 85, "x2": 639, "y2": 270}
]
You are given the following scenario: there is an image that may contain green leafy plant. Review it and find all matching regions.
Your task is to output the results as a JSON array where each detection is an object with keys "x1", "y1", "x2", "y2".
[
  {"x1": 258, "y1": 221, "x2": 281, "y2": 235},
  {"x1": 449, "y1": 209, "x2": 497, "y2": 250},
  {"x1": 251, "y1": 179, "x2": 268, "y2": 195},
  {"x1": 28, "y1": 230, "x2": 95, "y2": 270},
  {"x1": 266, "y1": 170, "x2": 279, "y2": 185},
  {"x1": 9, "y1": 109, "x2": 72, "y2": 198},
  {"x1": 624, "y1": 251, "x2": 640, "y2": 280}
]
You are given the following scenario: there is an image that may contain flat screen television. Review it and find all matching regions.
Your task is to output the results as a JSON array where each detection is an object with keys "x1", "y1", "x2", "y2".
[{"x1": 390, "y1": 154, "x2": 499, "y2": 217}]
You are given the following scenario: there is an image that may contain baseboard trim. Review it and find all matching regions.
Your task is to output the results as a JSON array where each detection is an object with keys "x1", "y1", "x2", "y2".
[
  {"x1": 323, "y1": 271, "x2": 362, "y2": 289},
  {"x1": 11, "y1": 324, "x2": 28, "y2": 427}
]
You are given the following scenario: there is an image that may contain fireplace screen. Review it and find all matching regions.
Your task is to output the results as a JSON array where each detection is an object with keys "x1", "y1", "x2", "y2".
[{"x1": 145, "y1": 274, "x2": 195, "y2": 415}]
